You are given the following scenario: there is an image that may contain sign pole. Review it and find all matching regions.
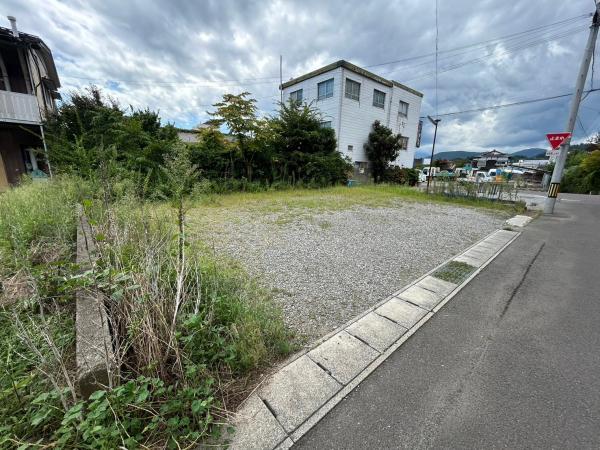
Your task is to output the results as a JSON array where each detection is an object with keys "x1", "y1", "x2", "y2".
[{"x1": 544, "y1": 3, "x2": 600, "y2": 214}]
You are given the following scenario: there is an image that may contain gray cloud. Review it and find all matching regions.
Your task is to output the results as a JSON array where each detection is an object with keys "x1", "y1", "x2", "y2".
[{"x1": 2, "y1": 0, "x2": 598, "y2": 153}]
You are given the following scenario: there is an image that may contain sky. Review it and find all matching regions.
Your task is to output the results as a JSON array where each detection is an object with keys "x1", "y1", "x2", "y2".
[{"x1": 2, "y1": 0, "x2": 599, "y2": 154}]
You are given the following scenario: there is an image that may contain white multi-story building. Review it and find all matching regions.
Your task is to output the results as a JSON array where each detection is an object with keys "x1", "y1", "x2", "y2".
[{"x1": 280, "y1": 60, "x2": 423, "y2": 172}]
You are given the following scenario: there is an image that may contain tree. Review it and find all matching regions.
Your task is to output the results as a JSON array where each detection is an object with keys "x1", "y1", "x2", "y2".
[
  {"x1": 207, "y1": 92, "x2": 258, "y2": 180},
  {"x1": 363, "y1": 120, "x2": 403, "y2": 183},
  {"x1": 189, "y1": 127, "x2": 234, "y2": 179},
  {"x1": 580, "y1": 150, "x2": 600, "y2": 193},
  {"x1": 269, "y1": 100, "x2": 350, "y2": 185},
  {"x1": 44, "y1": 86, "x2": 177, "y2": 187}
]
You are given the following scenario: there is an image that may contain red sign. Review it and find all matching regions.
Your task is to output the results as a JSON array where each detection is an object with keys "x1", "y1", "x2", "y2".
[{"x1": 546, "y1": 132, "x2": 571, "y2": 150}]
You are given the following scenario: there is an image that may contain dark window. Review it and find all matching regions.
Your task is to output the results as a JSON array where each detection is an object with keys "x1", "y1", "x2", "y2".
[
  {"x1": 399, "y1": 136, "x2": 409, "y2": 150},
  {"x1": 345, "y1": 78, "x2": 360, "y2": 101},
  {"x1": 373, "y1": 89, "x2": 386, "y2": 108},
  {"x1": 290, "y1": 89, "x2": 303, "y2": 102},
  {"x1": 399, "y1": 100, "x2": 409, "y2": 117},
  {"x1": 0, "y1": 47, "x2": 28, "y2": 94},
  {"x1": 318, "y1": 78, "x2": 334, "y2": 100}
]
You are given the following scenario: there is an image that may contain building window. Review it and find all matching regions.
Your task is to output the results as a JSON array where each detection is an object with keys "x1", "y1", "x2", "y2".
[
  {"x1": 399, "y1": 136, "x2": 409, "y2": 150},
  {"x1": 345, "y1": 78, "x2": 360, "y2": 101},
  {"x1": 318, "y1": 78, "x2": 334, "y2": 100},
  {"x1": 373, "y1": 89, "x2": 386, "y2": 108},
  {"x1": 320, "y1": 121, "x2": 332, "y2": 129},
  {"x1": 354, "y1": 161, "x2": 368, "y2": 174},
  {"x1": 399, "y1": 100, "x2": 409, "y2": 117},
  {"x1": 290, "y1": 89, "x2": 303, "y2": 103},
  {"x1": 347, "y1": 145, "x2": 353, "y2": 152}
]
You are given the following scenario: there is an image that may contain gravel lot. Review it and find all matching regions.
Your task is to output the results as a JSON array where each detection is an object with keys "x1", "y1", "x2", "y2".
[{"x1": 199, "y1": 201, "x2": 505, "y2": 342}]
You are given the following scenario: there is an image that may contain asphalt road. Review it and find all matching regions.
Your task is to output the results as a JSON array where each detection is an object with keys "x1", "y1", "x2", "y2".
[{"x1": 295, "y1": 194, "x2": 600, "y2": 449}]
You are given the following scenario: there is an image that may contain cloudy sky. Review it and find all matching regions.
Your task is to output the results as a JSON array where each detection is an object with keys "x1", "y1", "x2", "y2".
[{"x1": 2, "y1": 0, "x2": 599, "y2": 154}]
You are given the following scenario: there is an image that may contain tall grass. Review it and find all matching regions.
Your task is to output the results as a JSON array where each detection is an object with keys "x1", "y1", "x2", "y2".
[
  {"x1": 0, "y1": 177, "x2": 292, "y2": 448},
  {"x1": 0, "y1": 177, "x2": 82, "y2": 273},
  {"x1": 97, "y1": 201, "x2": 291, "y2": 382}
]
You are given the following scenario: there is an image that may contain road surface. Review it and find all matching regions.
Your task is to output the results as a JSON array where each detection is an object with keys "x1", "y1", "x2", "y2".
[{"x1": 295, "y1": 194, "x2": 600, "y2": 449}]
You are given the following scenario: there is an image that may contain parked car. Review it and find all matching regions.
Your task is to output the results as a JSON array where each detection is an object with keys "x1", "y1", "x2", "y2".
[
  {"x1": 476, "y1": 172, "x2": 491, "y2": 182},
  {"x1": 436, "y1": 170, "x2": 455, "y2": 179}
]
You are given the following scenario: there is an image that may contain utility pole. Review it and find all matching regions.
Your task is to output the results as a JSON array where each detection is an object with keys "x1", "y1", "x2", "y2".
[
  {"x1": 426, "y1": 115, "x2": 441, "y2": 194},
  {"x1": 279, "y1": 55, "x2": 283, "y2": 105},
  {"x1": 544, "y1": 2, "x2": 600, "y2": 214}
]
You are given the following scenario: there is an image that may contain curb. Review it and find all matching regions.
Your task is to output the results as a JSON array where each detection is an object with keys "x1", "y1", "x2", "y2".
[
  {"x1": 230, "y1": 228, "x2": 522, "y2": 449},
  {"x1": 75, "y1": 207, "x2": 115, "y2": 398}
]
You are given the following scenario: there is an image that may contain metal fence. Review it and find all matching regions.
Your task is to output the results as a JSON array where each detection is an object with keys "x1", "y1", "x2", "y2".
[{"x1": 428, "y1": 179, "x2": 519, "y2": 202}]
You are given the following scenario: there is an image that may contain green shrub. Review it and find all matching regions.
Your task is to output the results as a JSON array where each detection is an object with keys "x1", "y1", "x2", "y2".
[
  {"x1": 52, "y1": 376, "x2": 215, "y2": 448},
  {"x1": 45, "y1": 87, "x2": 178, "y2": 187},
  {"x1": 364, "y1": 120, "x2": 405, "y2": 183},
  {"x1": 381, "y1": 167, "x2": 419, "y2": 186}
]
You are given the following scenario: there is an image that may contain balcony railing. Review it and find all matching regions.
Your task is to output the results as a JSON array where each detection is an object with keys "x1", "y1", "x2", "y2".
[{"x1": 0, "y1": 90, "x2": 41, "y2": 125}]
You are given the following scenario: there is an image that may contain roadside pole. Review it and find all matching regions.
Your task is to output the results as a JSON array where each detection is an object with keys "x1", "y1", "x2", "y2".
[
  {"x1": 426, "y1": 115, "x2": 441, "y2": 194},
  {"x1": 544, "y1": 2, "x2": 600, "y2": 214}
]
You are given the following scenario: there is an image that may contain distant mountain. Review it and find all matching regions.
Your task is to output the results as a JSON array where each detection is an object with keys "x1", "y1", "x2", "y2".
[
  {"x1": 414, "y1": 150, "x2": 480, "y2": 160},
  {"x1": 414, "y1": 148, "x2": 547, "y2": 161},
  {"x1": 510, "y1": 148, "x2": 547, "y2": 159},
  {"x1": 431, "y1": 151, "x2": 480, "y2": 160}
]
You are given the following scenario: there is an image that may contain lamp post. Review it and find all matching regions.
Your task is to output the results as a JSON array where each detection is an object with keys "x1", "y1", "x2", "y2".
[{"x1": 426, "y1": 115, "x2": 441, "y2": 194}]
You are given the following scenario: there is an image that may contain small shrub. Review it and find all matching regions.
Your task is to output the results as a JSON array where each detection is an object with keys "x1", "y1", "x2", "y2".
[
  {"x1": 381, "y1": 167, "x2": 419, "y2": 186},
  {"x1": 364, "y1": 120, "x2": 405, "y2": 183}
]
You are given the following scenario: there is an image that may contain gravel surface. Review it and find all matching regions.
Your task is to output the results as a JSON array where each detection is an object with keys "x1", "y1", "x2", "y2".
[{"x1": 199, "y1": 201, "x2": 505, "y2": 342}]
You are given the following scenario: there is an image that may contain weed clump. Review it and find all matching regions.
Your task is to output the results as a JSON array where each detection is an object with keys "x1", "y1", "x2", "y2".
[{"x1": 0, "y1": 176, "x2": 292, "y2": 448}]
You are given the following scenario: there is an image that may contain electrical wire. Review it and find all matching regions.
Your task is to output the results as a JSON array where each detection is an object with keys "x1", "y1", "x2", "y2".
[
  {"x1": 366, "y1": 13, "x2": 588, "y2": 72},
  {"x1": 400, "y1": 25, "x2": 587, "y2": 83},
  {"x1": 62, "y1": 14, "x2": 590, "y2": 89},
  {"x1": 422, "y1": 88, "x2": 600, "y2": 118},
  {"x1": 371, "y1": 29, "x2": 578, "y2": 80}
]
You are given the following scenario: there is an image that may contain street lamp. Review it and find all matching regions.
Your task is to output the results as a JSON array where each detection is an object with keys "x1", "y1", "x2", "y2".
[{"x1": 426, "y1": 115, "x2": 441, "y2": 194}]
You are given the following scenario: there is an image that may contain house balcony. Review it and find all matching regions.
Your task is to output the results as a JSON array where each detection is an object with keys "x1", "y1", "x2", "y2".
[{"x1": 0, "y1": 90, "x2": 41, "y2": 125}]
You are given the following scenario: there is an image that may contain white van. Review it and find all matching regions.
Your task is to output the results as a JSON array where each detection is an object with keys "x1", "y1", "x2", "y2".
[
  {"x1": 476, "y1": 172, "x2": 491, "y2": 182},
  {"x1": 419, "y1": 167, "x2": 440, "y2": 183}
]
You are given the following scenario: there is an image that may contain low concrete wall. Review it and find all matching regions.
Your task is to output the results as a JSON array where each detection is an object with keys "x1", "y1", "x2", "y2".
[{"x1": 75, "y1": 207, "x2": 114, "y2": 398}]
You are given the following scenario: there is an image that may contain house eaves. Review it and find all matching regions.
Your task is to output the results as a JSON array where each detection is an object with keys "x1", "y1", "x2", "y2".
[
  {"x1": 391, "y1": 80, "x2": 424, "y2": 98},
  {"x1": 280, "y1": 59, "x2": 423, "y2": 98},
  {"x1": 0, "y1": 26, "x2": 61, "y2": 89}
]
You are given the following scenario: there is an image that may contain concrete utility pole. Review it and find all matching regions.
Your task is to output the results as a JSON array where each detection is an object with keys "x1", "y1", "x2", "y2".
[
  {"x1": 280, "y1": 55, "x2": 283, "y2": 105},
  {"x1": 426, "y1": 115, "x2": 441, "y2": 194},
  {"x1": 544, "y1": 2, "x2": 600, "y2": 214}
]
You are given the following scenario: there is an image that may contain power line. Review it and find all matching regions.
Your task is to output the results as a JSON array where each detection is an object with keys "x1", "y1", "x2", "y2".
[
  {"x1": 400, "y1": 25, "x2": 587, "y2": 82},
  {"x1": 62, "y1": 14, "x2": 590, "y2": 89},
  {"x1": 421, "y1": 88, "x2": 600, "y2": 118},
  {"x1": 365, "y1": 13, "x2": 589, "y2": 70}
]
